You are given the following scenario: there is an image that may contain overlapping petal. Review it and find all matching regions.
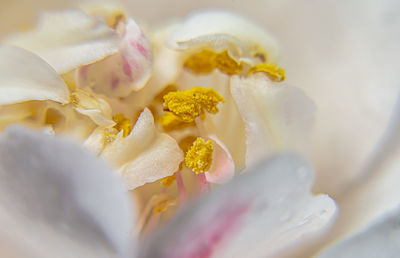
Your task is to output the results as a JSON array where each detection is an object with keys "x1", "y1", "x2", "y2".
[
  {"x1": 139, "y1": 154, "x2": 337, "y2": 258},
  {"x1": 0, "y1": 45, "x2": 68, "y2": 105},
  {"x1": 76, "y1": 18, "x2": 153, "y2": 97},
  {"x1": 167, "y1": 10, "x2": 279, "y2": 63},
  {"x1": 4, "y1": 9, "x2": 121, "y2": 74},
  {"x1": 231, "y1": 73, "x2": 315, "y2": 166},
  {"x1": 0, "y1": 125, "x2": 134, "y2": 258},
  {"x1": 318, "y1": 206, "x2": 400, "y2": 258},
  {"x1": 101, "y1": 108, "x2": 184, "y2": 189}
]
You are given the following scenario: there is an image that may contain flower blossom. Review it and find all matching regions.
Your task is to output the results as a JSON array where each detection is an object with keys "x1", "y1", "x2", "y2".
[{"x1": 0, "y1": 1, "x2": 399, "y2": 257}]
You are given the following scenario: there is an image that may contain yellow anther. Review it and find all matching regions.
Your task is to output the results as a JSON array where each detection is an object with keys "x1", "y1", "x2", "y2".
[
  {"x1": 185, "y1": 138, "x2": 214, "y2": 174},
  {"x1": 163, "y1": 86, "x2": 225, "y2": 123},
  {"x1": 158, "y1": 112, "x2": 195, "y2": 132},
  {"x1": 184, "y1": 49, "x2": 242, "y2": 75},
  {"x1": 184, "y1": 49, "x2": 218, "y2": 74},
  {"x1": 248, "y1": 63, "x2": 286, "y2": 82},
  {"x1": 112, "y1": 113, "x2": 132, "y2": 137},
  {"x1": 103, "y1": 128, "x2": 118, "y2": 143},
  {"x1": 44, "y1": 108, "x2": 65, "y2": 128},
  {"x1": 69, "y1": 90, "x2": 98, "y2": 109},
  {"x1": 106, "y1": 10, "x2": 126, "y2": 29},
  {"x1": 153, "y1": 197, "x2": 176, "y2": 215},
  {"x1": 160, "y1": 174, "x2": 176, "y2": 188},
  {"x1": 215, "y1": 50, "x2": 243, "y2": 75}
]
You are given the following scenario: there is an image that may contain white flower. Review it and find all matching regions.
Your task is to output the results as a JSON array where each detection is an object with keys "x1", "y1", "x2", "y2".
[{"x1": 0, "y1": 1, "x2": 399, "y2": 257}]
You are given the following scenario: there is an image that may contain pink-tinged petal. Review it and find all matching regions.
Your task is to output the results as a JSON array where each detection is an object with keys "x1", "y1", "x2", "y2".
[
  {"x1": 3, "y1": 9, "x2": 120, "y2": 74},
  {"x1": 76, "y1": 19, "x2": 153, "y2": 98},
  {"x1": 139, "y1": 154, "x2": 337, "y2": 258},
  {"x1": 0, "y1": 125, "x2": 134, "y2": 258},
  {"x1": 205, "y1": 135, "x2": 235, "y2": 184},
  {"x1": 0, "y1": 45, "x2": 69, "y2": 105},
  {"x1": 230, "y1": 74, "x2": 316, "y2": 166}
]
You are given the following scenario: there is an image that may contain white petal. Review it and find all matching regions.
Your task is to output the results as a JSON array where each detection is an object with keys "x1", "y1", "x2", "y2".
[
  {"x1": 4, "y1": 9, "x2": 120, "y2": 74},
  {"x1": 101, "y1": 108, "x2": 183, "y2": 189},
  {"x1": 321, "y1": 94, "x2": 400, "y2": 244},
  {"x1": 0, "y1": 45, "x2": 68, "y2": 104},
  {"x1": 76, "y1": 18, "x2": 153, "y2": 97},
  {"x1": 0, "y1": 125, "x2": 134, "y2": 258},
  {"x1": 168, "y1": 10, "x2": 279, "y2": 62},
  {"x1": 139, "y1": 154, "x2": 337, "y2": 258},
  {"x1": 318, "y1": 206, "x2": 400, "y2": 258},
  {"x1": 231, "y1": 74, "x2": 316, "y2": 166}
]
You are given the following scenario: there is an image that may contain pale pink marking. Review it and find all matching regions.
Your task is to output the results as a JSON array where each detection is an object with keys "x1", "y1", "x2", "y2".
[
  {"x1": 165, "y1": 201, "x2": 252, "y2": 258},
  {"x1": 175, "y1": 171, "x2": 187, "y2": 204},
  {"x1": 131, "y1": 41, "x2": 148, "y2": 58},
  {"x1": 198, "y1": 173, "x2": 209, "y2": 193},
  {"x1": 122, "y1": 55, "x2": 133, "y2": 79},
  {"x1": 111, "y1": 75, "x2": 120, "y2": 90},
  {"x1": 79, "y1": 65, "x2": 89, "y2": 81}
]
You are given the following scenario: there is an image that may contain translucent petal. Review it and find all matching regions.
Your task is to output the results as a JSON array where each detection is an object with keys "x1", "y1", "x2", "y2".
[
  {"x1": 230, "y1": 74, "x2": 316, "y2": 166},
  {"x1": 167, "y1": 10, "x2": 279, "y2": 62},
  {"x1": 139, "y1": 154, "x2": 337, "y2": 258},
  {"x1": 0, "y1": 46, "x2": 68, "y2": 104},
  {"x1": 318, "y1": 207, "x2": 400, "y2": 258},
  {"x1": 4, "y1": 9, "x2": 120, "y2": 74},
  {"x1": 76, "y1": 18, "x2": 153, "y2": 98},
  {"x1": 101, "y1": 108, "x2": 184, "y2": 189},
  {"x1": 205, "y1": 134, "x2": 235, "y2": 184},
  {"x1": 0, "y1": 125, "x2": 134, "y2": 258}
]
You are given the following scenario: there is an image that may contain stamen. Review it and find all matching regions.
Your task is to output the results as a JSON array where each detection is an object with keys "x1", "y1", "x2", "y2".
[
  {"x1": 185, "y1": 137, "x2": 214, "y2": 174},
  {"x1": 248, "y1": 63, "x2": 286, "y2": 82},
  {"x1": 184, "y1": 49, "x2": 242, "y2": 75},
  {"x1": 215, "y1": 50, "x2": 242, "y2": 75},
  {"x1": 184, "y1": 49, "x2": 218, "y2": 74},
  {"x1": 160, "y1": 174, "x2": 176, "y2": 188},
  {"x1": 163, "y1": 86, "x2": 225, "y2": 123},
  {"x1": 158, "y1": 112, "x2": 195, "y2": 132},
  {"x1": 112, "y1": 113, "x2": 132, "y2": 137},
  {"x1": 106, "y1": 10, "x2": 126, "y2": 29},
  {"x1": 153, "y1": 197, "x2": 176, "y2": 214}
]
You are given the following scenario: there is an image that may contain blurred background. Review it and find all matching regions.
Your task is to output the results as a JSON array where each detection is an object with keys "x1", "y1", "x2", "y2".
[{"x1": 1, "y1": 0, "x2": 399, "y2": 202}]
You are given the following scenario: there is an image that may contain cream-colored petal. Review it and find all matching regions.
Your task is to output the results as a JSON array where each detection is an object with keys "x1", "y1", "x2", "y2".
[
  {"x1": 76, "y1": 18, "x2": 153, "y2": 98},
  {"x1": 139, "y1": 154, "x2": 337, "y2": 258},
  {"x1": 4, "y1": 9, "x2": 120, "y2": 74},
  {"x1": 101, "y1": 108, "x2": 183, "y2": 190},
  {"x1": 176, "y1": 70, "x2": 247, "y2": 170},
  {"x1": 0, "y1": 125, "x2": 134, "y2": 258},
  {"x1": 0, "y1": 45, "x2": 68, "y2": 104},
  {"x1": 71, "y1": 89, "x2": 115, "y2": 127},
  {"x1": 168, "y1": 10, "x2": 279, "y2": 62},
  {"x1": 230, "y1": 73, "x2": 316, "y2": 166}
]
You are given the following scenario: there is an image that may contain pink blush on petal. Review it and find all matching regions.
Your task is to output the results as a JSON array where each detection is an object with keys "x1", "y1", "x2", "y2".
[
  {"x1": 131, "y1": 41, "x2": 148, "y2": 58},
  {"x1": 167, "y1": 201, "x2": 251, "y2": 258},
  {"x1": 111, "y1": 76, "x2": 120, "y2": 90},
  {"x1": 122, "y1": 55, "x2": 132, "y2": 79}
]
